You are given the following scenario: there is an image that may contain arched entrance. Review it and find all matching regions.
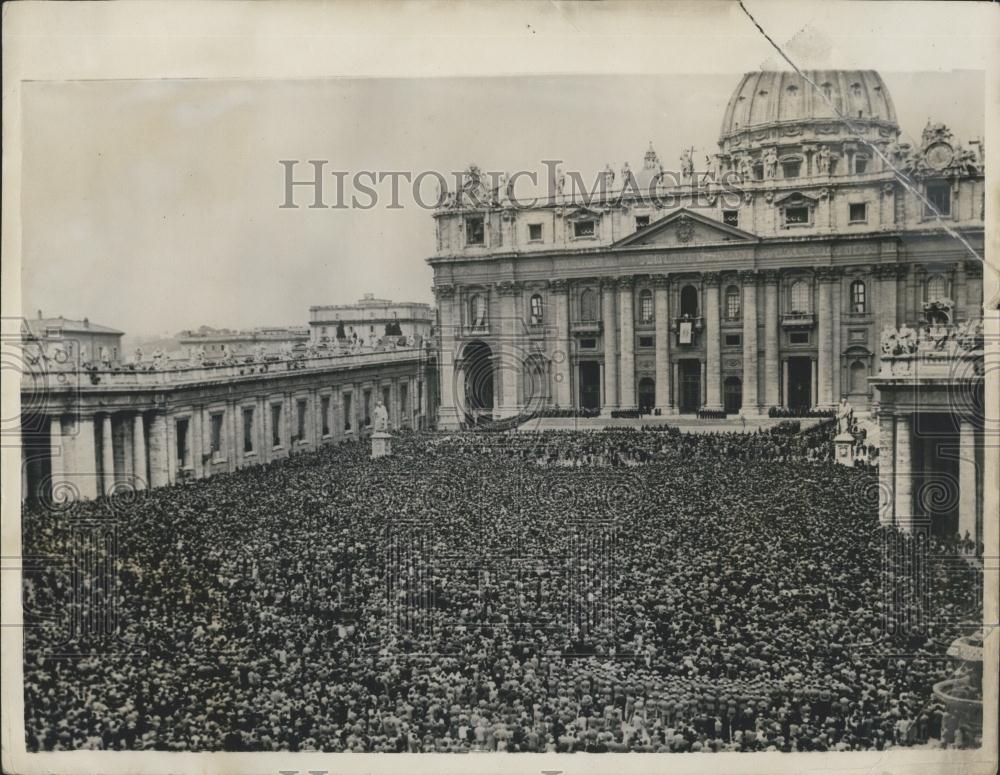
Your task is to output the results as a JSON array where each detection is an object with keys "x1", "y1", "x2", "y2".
[
  {"x1": 724, "y1": 376, "x2": 742, "y2": 414},
  {"x1": 787, "y1": 357, "x2": 812, "y2": 410},
  {"x1": 461, "y1": 340, "x2": 494, "y2": 424},
  {"x1": 638, "y1": 377, "x2": 655, "y2": 413},
  {"x1": 578, "y1": 361, "x2": 601, "y2": 411},
  {"x1": 523, "y1": 355, "x2": 549, "y2": 415}
]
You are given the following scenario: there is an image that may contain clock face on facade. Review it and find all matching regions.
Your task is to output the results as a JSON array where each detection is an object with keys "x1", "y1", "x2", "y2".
[{"x1": 925, "y1": 141, "x2": 954, "y2": 170}]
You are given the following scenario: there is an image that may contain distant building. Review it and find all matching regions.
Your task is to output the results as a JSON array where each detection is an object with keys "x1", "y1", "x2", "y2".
[
  {"x1": 178, "y1": 326, "x2": 310, "y2": 360},
  {"x1": 309, "y1": 293, "x2": 433, "y2": 345},
  {"x1": 22, "y1": 312, "x2": 125, "y2": 364}
]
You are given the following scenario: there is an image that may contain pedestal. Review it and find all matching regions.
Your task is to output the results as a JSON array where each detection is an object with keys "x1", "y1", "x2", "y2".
[
  {"x1": 834, "y1": 432, "x2": 855, "y2": 467},
  {"x1": 371, "y1": 431, "x2": 392, "y2": 459}
]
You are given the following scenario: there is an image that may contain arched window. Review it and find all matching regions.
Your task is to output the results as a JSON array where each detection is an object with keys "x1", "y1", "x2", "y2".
[
  {"x1": 529, "y1": 294, "x2": 544, "y2": 326},
  {"x1": 850, "y1": 280, "x2": 866, "y2": 313},
  {"x1": 579, "y1": 289, "x2": 598, "y2": 321},
  {"x1": 926, "y1": 274, "x2": 948, "y2": 301},
  {"x1": 725, "y1": 285, "x2": 741, "y2": 320},
  {"x1": 469, "y1": 294, "x2": 487, "y2": 328},
  {"x1": 790, "y1": 280, "x2": 811, "y2": 314},
  {"x1": 680, "y1": 285, "x2": 699, "y2": 317},
  {"x1": 639, "y1": 289, "x2": 654, "y2": 323}
]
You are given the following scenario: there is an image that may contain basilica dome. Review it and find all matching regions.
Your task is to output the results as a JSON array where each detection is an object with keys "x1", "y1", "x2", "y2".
[{"x1": 718, "y1": 70, "x2": 899, "y2": 152}]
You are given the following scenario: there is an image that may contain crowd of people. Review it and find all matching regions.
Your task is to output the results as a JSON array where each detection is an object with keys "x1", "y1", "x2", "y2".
[{"x1": 22, "y1": 425, "x2": 981, "y2": 753}]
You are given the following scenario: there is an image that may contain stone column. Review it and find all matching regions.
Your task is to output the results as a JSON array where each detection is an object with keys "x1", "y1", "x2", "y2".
[
  {"x1": 873, "y1": 264, "x2": 901, "y2": 400},
  {"x1": 496, "y1": 281, "x2": 521, "y2": 418},
  {"x1": 740, "y1": 270, "x2": 759, "y2": 414},
  {"x1": 101, "y1": 413, "x2": 115, "y2": 495},
  {"x1": 816, "y1": 267, "x2": 836, "y2": 408},
  {"x1": 895, "y1": 414, "x2": 914, "y2": 531},
  {"x1": 617, "y1": 276, "x2": 636, "y2": 409},
  {"x1": 782, "y1": 359, "x2": 789, "y2": 408},
  {"x1": 190, "y1": 408, "x2": 203, "y2": 478},
  {"x1": 763, "y1": 270, "x2": 781, "y2": 409},
  {"x1": 148, "y1": 412, "x2": 169, "y2": 489},
  {"x1": 703, "y1": 272, "x2": 722, "y2": 410},
  {"x1": 832, "y1": 275, "x2": 842, "y2": 402},
  {"x1": 434, "y1": 284, "x2": 461, "y2": 429},
  {"x1": 551, "y1": 279, "x2": 572, "y2": 407},
  {"x1": 878, "y1": 412, "x2": 896, "y2": 525},
  {"x1": 132, "y1": 413, "x2": 147, "y2": 490},
  {"x1": 810, "y1": 358, "x2": 818, "y2": 407},
  {"x1": 49, "y1": 414, "x2": 65, "y2": 488},
  {"x1": 653, "y1": 275, "x2": 671, "y2": 412},
  {"x1": 73, "y1": 415, "x2": 98, "y2": 500},
  {"x1": 958, "y1": 419, "x2": 978, "y2": 544},
  {"x1": 601, "y1": 279, "x2": 618, "y2": 412}
]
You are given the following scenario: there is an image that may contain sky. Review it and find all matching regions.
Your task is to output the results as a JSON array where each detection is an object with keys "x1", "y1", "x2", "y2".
[{"x1": 21, "y1": 71, "x2": 984, "y2": 337}]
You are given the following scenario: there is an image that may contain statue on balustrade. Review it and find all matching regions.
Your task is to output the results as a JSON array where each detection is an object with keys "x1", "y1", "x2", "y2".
[{"x1": 373, "y1": 400, "x2": 389, "y2": 432}]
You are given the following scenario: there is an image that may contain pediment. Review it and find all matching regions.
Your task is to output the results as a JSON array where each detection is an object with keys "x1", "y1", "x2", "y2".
[{"x1": 613, "y1": 208, "x2": 758, "y2": 248}]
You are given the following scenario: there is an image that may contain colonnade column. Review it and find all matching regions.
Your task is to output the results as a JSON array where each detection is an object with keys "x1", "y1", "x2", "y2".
[
  {"x1": 740, "y1": 270, "x2": 759, "y2": 414},
  {"x1": 894, "y1": 413, "x2": 914, "y2": 532},
  {"x1": 551, "y1": 279, "x2": 572, "y2": 407},
  {"x1": 132, "y1": 413, "x2": 147, "y2": 490},
  {"x1": 49, "y1": 415, "x2": 66, "y2": 496},
  {"x1": 878, "y1": 412, "x2": 896, "y2": 525},
  {"x1": 148, "y1": 412, "x2": 170, "y2": 488},
  {"x1": 816, "y1": 266, "x2": 836, "y2": 409},
  {"x1": 72, "y1": 415, "x2": 98, "y2": 500},
  {"x1": 763, "y1": 270, "x2": 780, "y2": 409},
  {"x1": 653, "y1": 275, "x2": 671, "y2": 413},
  {"x1": 702, "y1": 272, "x2": 722, "y2": 410},
  {"x1": 496, "y1": 281, "x2": 521, "y2": 418},
  {"x1": 958, "y1": 419, "x2": 978, "y2": 545},
  {"x1": 617, "y1": 276, "x2": 636, "y2": 409},
  {"x1": 433, "y1": 284, "x2": 460, "y2": 428},
  {"x1": 101, "y1": 414, "x2": 115, "y2": 496},
  {"x1": 601, "y1": 279, "x2": 618, "y2": 413}
]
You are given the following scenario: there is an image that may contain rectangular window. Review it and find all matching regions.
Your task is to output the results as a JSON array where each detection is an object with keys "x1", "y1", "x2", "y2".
[
  {"x1": 320, "y1": 396, "x2": 331, "y2": 436},
  {"x1": 724, "y1": 333, "x2": 742, "y2": 347},
  {"x1": 343, "y1": 393, "x2": 353, "y2": 431},
  {"x1": 382, "y1": 386, "x2": 391, "y2": 418},
  {"x1": 784, "y1": 206, "x2": 810, "y2": 226},
  {"x1": 210, "y1": 413, "x2": 223, "y2": 456},
  {"x1": 242, "y1": 408, "x2": 254, "y2": 454},
  {"x1": 364, "y1": 389, "x2": 372, "y2": 427},
  {"x1": 635, "y1": 215, "x2": 650, "y2": 230},
  {"x1": 638, "y1": 335, "x2": 654, "y2": 348},
  {"x1": 271, "y1": 404, "x2": 282, "y2": 448},
  {"x1": 528, "y1": 223, "x2": 542, "y2": 242},
  {"x1": 781, "y1": 160, "x2": 801, "y2": 178},
  {"x1": 855, "y1": 157, "x2": 868, "y2": 174},
  {"x1": 175, "y1": 418, "x2": 189, "y2": 468},
  {"x1": 579, "y1": 338, "x2": 596, "y2": 349},
  {"x1": 296, "y1": 399, "x2": 307, "y2": 441},
  {"x1": 573, "y1": 220, "x2": 595, "y2": 238},
  {"x1": 925, "y1": 181, "x2": 951, "y2": 216},
  {"x1": 722, "y1": 210, "x2": 739, "y2": 227},
  {"x1": 789, "y1": 331, "x2": 810, "y2": 345},
  {"x1": 466, "y1": 216, "x2": 485, "y2": 245},
  {"x1": 849, "y1": 202, "x2": 868, "y2": 223}
]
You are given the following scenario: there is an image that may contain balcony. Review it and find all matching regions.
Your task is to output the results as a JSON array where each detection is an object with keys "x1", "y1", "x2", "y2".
[
  {"x1": 571, "y1": 320, "x2": 602, "y2": 335},
  {"x1": 671, "y1": 316, "x2": 703, "y2": 347},
  {"x1": 781, "y1": 312, "x2": 816, "y2": 329},
  {"x1": 462, "y1": 323, "x2": 491, "y2": 338}
]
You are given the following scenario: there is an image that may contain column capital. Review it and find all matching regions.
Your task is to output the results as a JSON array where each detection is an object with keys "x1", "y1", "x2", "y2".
[
  {"x1": 616, "y1": 275, "x2": 637, "y2": 290},
  {"x1": 549, "y1": 278, "x2": 570, "y2": 293},
  {"x1": 738, "y1": 269, "x2": 760, "y2": 285},
  {"x1": 963, "y1": 259, "x2": 983, "y2": 279},
  {"x1": 433, "y1": 283, "x2": 457, "y2": 299},
  {"x1": 816, "y1": 265, "x2": 843, "y2": 282},
  {"x1": 652, "y1": 273, "x2": 671, "y2": 289},
  {"x1": 872, "y1": 263, "x2": 907, "y2": 280},
  {"x1": 702, "y1": 271, "x2": 722, "y2": 287},
  {"x1": 495, "y1": 280, "x2": 522, "y2": 296},
  {"x1": 762, "y1": 268, "x2": 781, "y2": 284}
]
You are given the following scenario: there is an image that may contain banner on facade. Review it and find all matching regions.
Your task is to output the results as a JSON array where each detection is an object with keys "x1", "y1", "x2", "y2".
[{"x1": 679, "y1": 320, "x2": 693, "y2": 345}]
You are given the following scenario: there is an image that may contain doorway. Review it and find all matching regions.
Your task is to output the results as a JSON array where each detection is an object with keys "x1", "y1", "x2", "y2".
[
  {"x1": 724, "y1": 376, "x2": 742, "y2": 414},
  {"x1": 638, "y1": 377, "x2": 656, "y2": 413},
  {"x1": 678, "y1": 360, "x2": 701, "y2": 414},
  {"x1": 787, "y1": 357, "x2": 812, "y2": 411},
  {"x1": 578, "y1": 361, "x2": 601, "y2": 411}
]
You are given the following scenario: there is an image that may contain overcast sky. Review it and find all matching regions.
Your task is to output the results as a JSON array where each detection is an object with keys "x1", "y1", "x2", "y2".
[{"x1": 21, "y1": 71, "x2": 983, "y2": 336}]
